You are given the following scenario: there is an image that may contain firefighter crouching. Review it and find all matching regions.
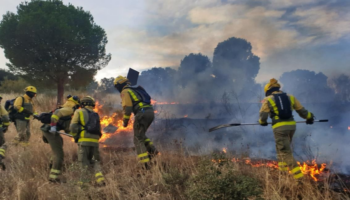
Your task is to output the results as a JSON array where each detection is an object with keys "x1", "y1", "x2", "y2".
[
  {"x1": 259, "y1": 78, "x2": 314, "y2": 181},
  {"x1": 70, "y1": 96, "x2": 105, "y2": 186},
  {"x1": 0, "y1": 96, "x2": 10, "y2": 170},
  {"x1": 13, "y1": 86, "x2": 38, "y2": 145},
  {"x1": 114, "y1": 76, "x2": 158, "y2": 168},
  {"x1": 40, "y1": 96, "x2": 80, "y2": 182}
]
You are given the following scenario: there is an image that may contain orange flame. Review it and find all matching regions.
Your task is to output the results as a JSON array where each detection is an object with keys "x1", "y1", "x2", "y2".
[
  {"x1": 348, "y1": 126, "x2": 350, "y2": 131},
  {"x1": 222, "y1": 148, "x2": 227, "y2": 154},
  {"x1": 184, "y1": 115, "x2": 188, "y2": 118},
  {"x1": 93, "y1": 101, "x2": 134, "y2": 143},
  {"x1": 212, "y1": 156, "x2": 327, "y2": 181}
]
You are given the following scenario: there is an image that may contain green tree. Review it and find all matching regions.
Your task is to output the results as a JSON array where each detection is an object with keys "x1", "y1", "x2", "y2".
[{"x1": 0, "y1": 0, "x2": 111, "y2": 104}]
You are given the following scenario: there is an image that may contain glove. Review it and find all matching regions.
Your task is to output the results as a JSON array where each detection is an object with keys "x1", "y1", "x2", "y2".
[
  {"x1": 259, "y1": 120, "x2": 268, "y2": 126},
  {"x1": 306, "y1": 113, "x2": 315, "y2": 125},
  {"x1": 42, "y1": 136, "x2": 49, "y2": 143},
  {"x1": 49, "y1": 126, "x2": 57, "y2": 134},
  {"x1": 33, "y1": 114, "x2": 39, "y2": 120},
  {"x1": 260, "y1": 122, "x2": 268, "y2": 126},
  {"x1": 123, "y1": 120, "x2": 128, "y2": 127},
  {"x1": 22, "y1": 109, "x2": 33, "y2": 115}
]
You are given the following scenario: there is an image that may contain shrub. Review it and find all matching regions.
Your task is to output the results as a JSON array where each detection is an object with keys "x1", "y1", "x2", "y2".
[{"x1": 185, "y1": 159, "x2": 263, "y2": 200}]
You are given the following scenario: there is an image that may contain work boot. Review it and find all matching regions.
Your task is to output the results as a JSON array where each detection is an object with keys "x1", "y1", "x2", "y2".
[
  {"x1": 0, "y1": 155, "x2": 5, "y2": 171},
  {"x1": 143, "y1": 162, "x2": 152, "y2": 170}
]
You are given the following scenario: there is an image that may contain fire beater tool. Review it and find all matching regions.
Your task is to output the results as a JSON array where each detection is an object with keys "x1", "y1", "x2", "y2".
[
  {"x1": 55, "y1": 131, "x2": 74, "y2": 138},
  {"x1": 103, "y1": 124, "x2": 119, "y2": 134},
  {"x1": 209, "y1": 119, "x2": 329, "y2": 132},
  {"x1": 127, "y1": 68, "x2": 139, "y2": 86}
]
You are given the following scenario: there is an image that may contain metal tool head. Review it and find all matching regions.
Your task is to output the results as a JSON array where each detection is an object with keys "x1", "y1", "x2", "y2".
[
  {"x1": 127, "y1": 68, "x2": 139, "y2": 86},
  {"x1": 103, "y1": 124, "x2": 118, "y2": 134}
]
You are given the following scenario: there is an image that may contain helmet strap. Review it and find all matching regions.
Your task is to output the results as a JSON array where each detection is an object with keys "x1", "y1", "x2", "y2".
[{"x1": 265, "y1": 87, "x2": 280, "y2": 97}]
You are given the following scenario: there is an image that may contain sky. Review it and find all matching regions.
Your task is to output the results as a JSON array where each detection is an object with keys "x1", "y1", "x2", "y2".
[{"x1": 0, "y1": 0, "x2": 349, "y2": 83}]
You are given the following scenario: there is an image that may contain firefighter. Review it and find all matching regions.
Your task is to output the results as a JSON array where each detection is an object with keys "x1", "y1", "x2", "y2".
[
  {"x1": 259, "y1": 78, "x2": 314, "y2": 181},
  {"x1": 40, "y1": 96, "x2": 80, "y2": 182},
  {"x1": 13, "y1": 86, "x2": 38, "y2": 145},
  {"x1": 0, "y1": 96, "x2": 10, "y2": 170},
  {"x1": 114, "y1": 76, "x2": 158, "y2": 168},
  {"x1": 70, "y1": 96, "x2": 105, "y2": 186}
]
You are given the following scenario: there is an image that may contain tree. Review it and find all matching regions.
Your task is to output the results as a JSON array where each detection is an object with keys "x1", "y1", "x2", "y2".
[
  {"x1": 138, "y1": 67, "x2": 177, "y2": 100},
  {"x1": 97, "y1": 77, "x2": 115, "y2": 94},
  {"x1": 178, "y1": 53, "x2": 211, "y2": 87},
  {"x1": 0, "y1": 69, "x2": 17, "y2": 83},
  {"x1": 279, "y1": 70, "x2": 335, "y2": 103},
  {"x1": 212, "y1": 37, "x2": 260, "y2": 101},
  {"x1": 329, "y1": 74, "x2": 350, "y2": 102},
  {"x1": 0, "y1": 0, "x2": 111, "y2": 104}
]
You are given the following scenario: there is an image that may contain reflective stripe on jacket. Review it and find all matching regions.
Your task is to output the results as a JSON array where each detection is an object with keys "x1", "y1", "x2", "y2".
[
  {"x1": 70, "y1": 106, "x2": 100, "y2": 146},
  {"x1": 259, "y1": 91, "x2": 312, "y2": 129}
]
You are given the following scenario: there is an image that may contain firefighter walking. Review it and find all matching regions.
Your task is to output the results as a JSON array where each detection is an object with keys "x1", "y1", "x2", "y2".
[
  {"x1": 0, "y1": 96, "x2": 10, "y2": 170},
  {"x1": 259, "y1": 78, "x2": 314, "y2": 181},
  {"x1": 70, "y1": 96, "x2": 105, "y2": 186},
  {"x1": 114, "y1": 76, "x2": 158, "y2": 168},
  {"x1": 13, "y1": 86, "x2": 38, "y2": 145},
  {"x1": 40, "y1": 96, "x2": 80, "y2": 182}
]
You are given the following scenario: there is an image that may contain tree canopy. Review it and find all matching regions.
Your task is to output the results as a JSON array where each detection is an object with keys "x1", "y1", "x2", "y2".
[
  {"x1": 280, "y1": 69, "x2": 335, "y2": 103},
  {"x1": 0, "y1": 0, "x2": 111, "y2": 104}
]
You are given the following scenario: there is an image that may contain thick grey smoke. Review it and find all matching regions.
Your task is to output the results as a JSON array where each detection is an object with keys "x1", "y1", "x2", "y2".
[{"x1": 100, "y1": 36, "x2": 350, "y2": 173}]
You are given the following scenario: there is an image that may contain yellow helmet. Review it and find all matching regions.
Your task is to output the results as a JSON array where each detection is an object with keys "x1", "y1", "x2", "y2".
[
  {"x1": 264, "y1": 78, "x2": 281, "y2": 94},
  {"x1": 114, "y1": 76, "x2": 129, "y2": 86},
  {"x1": 24, "y1": 86, "x2": 37, "y2": 93},
  {"x1": 81, "y1": 96, "x2": 95, "y2": 107},
  {"x1": 68, "y1": 96, "x2": 80, "y2": 105}
]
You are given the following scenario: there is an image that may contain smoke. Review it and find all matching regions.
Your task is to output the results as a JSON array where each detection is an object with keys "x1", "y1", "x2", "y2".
[{"x1": 99, "y1": 36, "x2": 350, "y2": 173}]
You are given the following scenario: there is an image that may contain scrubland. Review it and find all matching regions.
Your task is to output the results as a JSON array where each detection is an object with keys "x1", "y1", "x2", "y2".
[{"x1": 0, "y1": 94, "x2": 348, "y2": 200}]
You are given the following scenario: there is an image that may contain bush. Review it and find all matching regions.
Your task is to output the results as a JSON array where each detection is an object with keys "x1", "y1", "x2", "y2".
[{"x1": 185, "y1": 159, "x2": 263, "y2": 200}]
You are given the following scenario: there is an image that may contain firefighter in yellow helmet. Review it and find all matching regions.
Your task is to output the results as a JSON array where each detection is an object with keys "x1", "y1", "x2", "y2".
[
  {"x1": 259, "y1": 78, "x2": 314, "y2": 181},
  {"x1": 114, "y1": 76, "x2": 158, "y2": 168},
  {"x1": 0, "y1": 95, "x2": 10, "y2": 170},
  {"x1": 70, "y1": 96, "x2": 105, "y2": 186},
  {"x1": 13, "y1": 86, "x2": 38, "y2": 145},
  {"x1": 40, "y1": 96, "x2": 80, "y2": 182}
]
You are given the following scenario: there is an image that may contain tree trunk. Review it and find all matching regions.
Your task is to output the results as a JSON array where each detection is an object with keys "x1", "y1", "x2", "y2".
[{"x1": 57, "y1": 78, "x2": 64, "y2": 106}]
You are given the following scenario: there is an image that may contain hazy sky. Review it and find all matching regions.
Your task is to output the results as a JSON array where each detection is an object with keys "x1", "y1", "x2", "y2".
[{"x1": 0, "y1": 0, "x2": 349, "y2": 83}]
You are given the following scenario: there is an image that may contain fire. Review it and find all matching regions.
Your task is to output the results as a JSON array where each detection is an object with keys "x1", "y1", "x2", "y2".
[
  {"x1": 184, "y1": 115, "x2": 188, "y2": 118},
  {"x1": 154, "y1": 110, "x2": 158, "y2": 114},
  {"x1": 348, "y1": 126, "x2": 350, "y2": 131},
  {"x1": 222, "y1": 148, "x2": 227, "y2": 154},
  {"x1": 152, "y1": 99, "x2": 179, "y2": 105},
  {"x1": 297, "y1": 160, "x2": 327, "y2": 181},
  {"x1": 93, "y1": 101, "x2": 134, "y2": 143},
  {"x1": 212, "y1": 156, "x2": 328, "y2": 181}
]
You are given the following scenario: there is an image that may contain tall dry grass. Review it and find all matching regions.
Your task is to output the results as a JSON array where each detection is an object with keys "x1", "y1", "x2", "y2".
[{"x1": 0, "y1": 94, "x2": 348, "y2": 200}]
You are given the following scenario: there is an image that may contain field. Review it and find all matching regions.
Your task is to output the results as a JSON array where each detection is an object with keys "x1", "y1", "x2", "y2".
[{"x1": 0, "y1": 94, "x2": 349, "y2": 200}]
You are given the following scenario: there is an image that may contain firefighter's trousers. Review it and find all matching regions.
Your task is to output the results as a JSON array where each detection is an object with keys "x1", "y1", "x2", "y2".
[
  {"x1": 273, "y1": 127, "x2": 303, "y2": 180},
  {"x1": 42, "y1": 126, "x2": 64, "y2": 181},
  {"x1": 15, "y1": 119, "x2": 31, "y2": 142},
  {"x1": 133, "y1": 108, "x2": 157, "y2": 163},
  {"x1": 78, "y1": 144, "x2": 105, "y2": 184}
]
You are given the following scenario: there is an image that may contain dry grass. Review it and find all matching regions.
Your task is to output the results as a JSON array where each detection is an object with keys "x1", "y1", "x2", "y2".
[{"x1": 0, "y1": 94, "x2": 349, "y2": 200}]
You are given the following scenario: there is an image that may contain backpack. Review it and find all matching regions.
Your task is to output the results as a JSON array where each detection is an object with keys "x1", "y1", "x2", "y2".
[
  {"x1": 272, "y1": 93, "x2": 293, "y2": 119},
  {"x1": 128, "y1": 86, "x2": 151, "y2": 104},
  {"x1": 5, "y1": 96, "x2": 24, "y2": 122},
  {"x1": 83, "y1": 109, "x2": 101, "y2": 136},
  {"x1": 37, "y1": 107, "x2": 74, "y2": 128}
]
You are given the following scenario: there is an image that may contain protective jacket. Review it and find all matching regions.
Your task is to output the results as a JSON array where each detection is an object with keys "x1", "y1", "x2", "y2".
[
  {"x1": 14, "y1": 94, "x2": 37, "y2": 120},
  {"x1": 70, "y1": 106, "x2": 101, "y2": 146},
  {"x1": 120, "y1": 86, "x2": 152, "y2": 124},
  {"x1": 259, "y1": 91, "x2": 312, "y2": 130},
  {"x1": 51, "y1": 100, "x2": 76, "y2": 133},
  {"x1": 0, "y1": 105, "x2": 10, "y2": 129}
]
